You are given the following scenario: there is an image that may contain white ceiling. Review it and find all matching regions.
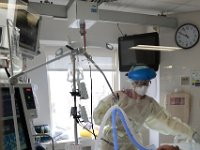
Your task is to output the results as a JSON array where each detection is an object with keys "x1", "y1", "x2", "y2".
[{"x1": 29, "y1": 0, "x2": 200, "y2": 15}]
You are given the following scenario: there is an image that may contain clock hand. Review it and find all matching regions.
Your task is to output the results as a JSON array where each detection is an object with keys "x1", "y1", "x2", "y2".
[{"x1": 179, "y1": 32, "x2": 189, "y2": 38}]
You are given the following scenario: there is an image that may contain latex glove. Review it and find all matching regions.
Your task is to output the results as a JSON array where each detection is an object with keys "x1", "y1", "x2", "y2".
[{"x1": 192, "y1": 132, "x2": 200, "y2": 144}]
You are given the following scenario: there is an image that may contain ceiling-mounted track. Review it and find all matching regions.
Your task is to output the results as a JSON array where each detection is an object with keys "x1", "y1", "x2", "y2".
[{"x1": 27, "y1": 0, "x2": 177, "y2": 28}]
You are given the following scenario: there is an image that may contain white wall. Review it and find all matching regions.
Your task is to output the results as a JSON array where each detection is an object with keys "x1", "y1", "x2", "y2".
[
  {"x1": 26, "y1": 48, "x2": 51, "y2": 126},
  {"x1": 159, "y1": 11, "x2": 200, "y2": 144}
]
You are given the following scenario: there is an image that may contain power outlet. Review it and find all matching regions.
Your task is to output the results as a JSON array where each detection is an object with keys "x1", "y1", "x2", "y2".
[{"x1": 181, "y1": 76, "x2": 190, "y2": 86}]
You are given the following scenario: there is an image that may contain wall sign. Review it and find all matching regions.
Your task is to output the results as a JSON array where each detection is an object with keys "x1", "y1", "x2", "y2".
[{"x1": 191, "y1": 71, "x2": 200, "y2": 87}]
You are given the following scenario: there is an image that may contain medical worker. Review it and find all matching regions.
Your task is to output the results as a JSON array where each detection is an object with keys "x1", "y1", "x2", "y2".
[{"x1": 93, "y1": 64, "x2": 200, "y2": 150}]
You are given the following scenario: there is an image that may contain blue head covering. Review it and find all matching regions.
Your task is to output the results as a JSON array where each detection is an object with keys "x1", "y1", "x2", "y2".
[{"x1": 127, "y1": 65, "x2": 156, "y2": 80}]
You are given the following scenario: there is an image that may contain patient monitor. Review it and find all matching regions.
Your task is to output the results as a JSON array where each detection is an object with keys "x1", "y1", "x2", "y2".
[{"x1": 0, "y1": 83, "x2": 37, "y2": 150}]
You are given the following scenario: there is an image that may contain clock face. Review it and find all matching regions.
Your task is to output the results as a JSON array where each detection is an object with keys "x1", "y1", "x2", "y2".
[{"x1": 175, "y1": 23, "x2": 199, "y2": 49}]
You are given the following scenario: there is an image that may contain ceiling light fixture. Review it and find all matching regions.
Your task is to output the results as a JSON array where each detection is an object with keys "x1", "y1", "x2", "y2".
[{"x1": 130, "y1": 45, "x2": 182, "y2": 51}]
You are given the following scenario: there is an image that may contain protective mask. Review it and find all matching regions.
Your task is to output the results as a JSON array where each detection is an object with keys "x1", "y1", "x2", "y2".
[{"x1": 134, "y1": 86, "x2": 148, "y2": 96}]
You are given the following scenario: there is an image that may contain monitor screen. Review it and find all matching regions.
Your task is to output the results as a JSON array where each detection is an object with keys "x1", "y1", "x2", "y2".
[
  {"x1": 1, "y1": 87, "x2": 32, "y2": 150},
  {"x1": 16, "y1": 9, "x2": 41, "y2": 56},
  {"x1": 118, "y1": 32, "x2": 160, "y2": 72}
]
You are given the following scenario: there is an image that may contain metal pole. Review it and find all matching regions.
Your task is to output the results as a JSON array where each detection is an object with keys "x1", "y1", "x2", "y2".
[
  {"x1": 6, "y1": 19, "x2": 21, "y2": 150},
  {"x1": 9, "y1": 49, "x2": 76, "y2": 82},
  {"x1": 71, "y1": 55, "x2": 78, "y2": 145}
]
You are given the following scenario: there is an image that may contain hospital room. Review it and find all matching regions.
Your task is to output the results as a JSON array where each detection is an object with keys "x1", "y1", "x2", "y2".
[{"x1": 1, "y1": 0, "x2": 200, "y2": 150}]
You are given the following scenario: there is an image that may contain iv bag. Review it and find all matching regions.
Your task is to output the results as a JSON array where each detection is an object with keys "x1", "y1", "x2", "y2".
[{"x1": 67, "y1": 62, "x2": 84, "y2": 82}]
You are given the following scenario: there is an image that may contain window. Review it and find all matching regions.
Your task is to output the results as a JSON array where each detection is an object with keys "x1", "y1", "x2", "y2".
[{"x1": 46, "y1": 47, "x2": 118, "y2": 140}]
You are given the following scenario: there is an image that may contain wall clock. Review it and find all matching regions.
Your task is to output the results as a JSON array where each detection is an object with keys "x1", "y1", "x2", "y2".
[{"x1": 175, "y1": 23, "x2": 199, "y2": 49}]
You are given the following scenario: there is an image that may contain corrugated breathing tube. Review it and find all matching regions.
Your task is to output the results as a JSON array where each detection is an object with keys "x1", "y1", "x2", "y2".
[
  {"x1": 112, "y1": 106, "x2": 156, "y2": 150},
  {"x1": 94, "y1": 105, "x2": 156, "y2": 150}
]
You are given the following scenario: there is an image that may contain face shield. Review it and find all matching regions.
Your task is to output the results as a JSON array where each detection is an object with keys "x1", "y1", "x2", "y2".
[
  {"x1": 126, "y1": 65, "x2": 156, "y2": 96},
  {"x1": 131, "y1": 80, "x2": 151, "y2": 96},
  {"x1": 131, "y1": 80, "x2": 151, "y2": 87}
]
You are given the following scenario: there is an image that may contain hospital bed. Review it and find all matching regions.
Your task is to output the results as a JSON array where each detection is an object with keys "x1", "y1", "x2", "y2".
[{"x1": 161, "y1": 138, "x2": 200, "y2": 150}]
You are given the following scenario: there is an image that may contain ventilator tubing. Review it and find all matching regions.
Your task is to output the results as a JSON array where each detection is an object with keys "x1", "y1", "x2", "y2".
[
  {"x1": 94, "y1": 105, "x2": 117, "y2": 150},
  {"x1": 112, "y1": 107, "x2": 156, "y2": 150},
  {"x1": 94, "y1": 105, "x2": 156, "y2": 150}
]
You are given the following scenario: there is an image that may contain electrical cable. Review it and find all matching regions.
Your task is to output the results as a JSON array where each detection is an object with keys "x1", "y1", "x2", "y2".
[
  {"x1": 4, "y1": 68, "x2": 11, "y2": 77},
  {"x1": 89, "y1": 64, "x2": 97, "y2": 139},
  {"x1": 117, "y1": 23, "x2": 124, "y2": 36}
]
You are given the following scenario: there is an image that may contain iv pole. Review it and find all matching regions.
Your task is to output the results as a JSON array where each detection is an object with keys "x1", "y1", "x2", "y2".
[
  {"x1": 71, "y1": 51, "x2": 78, "y2": 145},
  {"x1": 9, "y1": 21, "x2": 119, "y2": 147},
  {"x1": 9, "y1": 48, "x2": 82, "y2": 149}
]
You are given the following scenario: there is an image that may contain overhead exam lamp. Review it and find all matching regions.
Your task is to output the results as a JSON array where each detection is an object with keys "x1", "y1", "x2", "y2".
[{"x1": 130, "y1": 45, "x2": 182, "y2": 51}]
